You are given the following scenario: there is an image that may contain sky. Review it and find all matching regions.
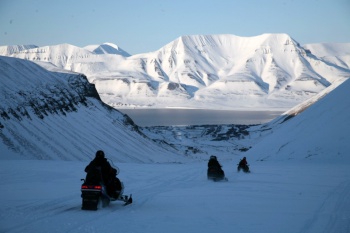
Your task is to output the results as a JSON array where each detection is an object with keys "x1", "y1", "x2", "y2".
[{"x1": 0, "y1": 0, "x2": 349, "y2": 55}]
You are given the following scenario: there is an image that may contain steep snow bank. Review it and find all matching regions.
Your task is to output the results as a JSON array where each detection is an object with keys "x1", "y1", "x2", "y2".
[{"x1": 245, "y1": 78, "x2": 350, "y2": 162}]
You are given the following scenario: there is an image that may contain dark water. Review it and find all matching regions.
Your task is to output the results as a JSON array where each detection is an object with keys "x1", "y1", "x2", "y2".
[{"x1": 118, "y1": 109, "x2": 284, "y2": 127}]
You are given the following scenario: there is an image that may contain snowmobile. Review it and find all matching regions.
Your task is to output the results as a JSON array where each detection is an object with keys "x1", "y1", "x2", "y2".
[
  {"x1": 237, "y1": 163, "x2": 250, "y2": 173},
  {"x1": 81, "y1": 166, "x2": 132, "y2": 210},
  {"x1": 207, "y1": 166, "x2": 227, "y2": 182}
]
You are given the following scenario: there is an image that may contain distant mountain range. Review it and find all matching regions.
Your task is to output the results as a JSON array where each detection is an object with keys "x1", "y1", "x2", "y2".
[{"x1": 1, "y1": 33, "x2": 350, "y2": 110}]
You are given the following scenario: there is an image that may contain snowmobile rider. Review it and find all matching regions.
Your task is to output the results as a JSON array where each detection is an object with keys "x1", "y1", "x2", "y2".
[
  {"x1": 85, "y1": 150, "x2": 122, "y2": 199},
  {"x1": 238, "y1": 157, "x2": 248, "y2": 167},
  {"x1": 237, "y1": 156, "x2": 250, "y2": 173},
  {"x1": 207, "y1": 155, "x2": 226, "y2": 181},
  {"x1": 208, "y1": 155, "x2": 222, "y2": 169}
]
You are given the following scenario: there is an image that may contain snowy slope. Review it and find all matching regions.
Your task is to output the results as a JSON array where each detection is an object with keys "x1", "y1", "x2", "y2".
[
  {"x1": 1, "y1": 34, "x2": 349, "y2": 110},
  {"x1": 0, "y1": 56, "x2": 185, "y2": 163},
  {"x1": 304, "y1": 43, "x2": 350, "y2": 70},
  {"x1": 244, "y1": 77, "x2": 350, "y2": 162}
]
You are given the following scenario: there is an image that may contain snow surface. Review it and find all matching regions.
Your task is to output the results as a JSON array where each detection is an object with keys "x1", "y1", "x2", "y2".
[{"x1": 1, "y1": 160, "x2": 349, "y2": 233}]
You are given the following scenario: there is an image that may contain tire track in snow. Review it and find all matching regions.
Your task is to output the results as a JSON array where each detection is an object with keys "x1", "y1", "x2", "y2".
[{"x1": 299, "y1": 181, "x2": 350, "y2": 233}]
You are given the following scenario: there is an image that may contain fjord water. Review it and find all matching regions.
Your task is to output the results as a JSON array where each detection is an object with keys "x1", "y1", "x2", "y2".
[{"x1": 118, "y1": 109, "x2": 284, "y2": 127}]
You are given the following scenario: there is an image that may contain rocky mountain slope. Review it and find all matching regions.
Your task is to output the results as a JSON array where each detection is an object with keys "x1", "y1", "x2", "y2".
[{"x1": 0, "y1": 56, "x2": 185, "y2": 162}]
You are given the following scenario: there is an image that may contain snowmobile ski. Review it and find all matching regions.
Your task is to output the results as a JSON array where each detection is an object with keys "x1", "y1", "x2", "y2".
[
  {"x1": 111, "y1": 193, "x2": 133, "y2": 206},
  {"x1": 123, "y1": 194, "x2": 133, "y2": 206}
]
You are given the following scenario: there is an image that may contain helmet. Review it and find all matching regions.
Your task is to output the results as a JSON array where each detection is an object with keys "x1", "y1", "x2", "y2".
[
  {"x1": 210, "y1": 155, "x2": 217, "y2": 160},
  {"x1": 95, "y1": 150, "x2": 105, "y2": 159}
]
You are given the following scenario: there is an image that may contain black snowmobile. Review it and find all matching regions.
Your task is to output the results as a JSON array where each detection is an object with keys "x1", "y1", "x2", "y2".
[
  {"x1": 237, "y1": 162, "x2": 250, "y2": 173},
  {"x1": 207, "y1": 165, "x2": 227, "y2": 181},
  {"x1": 207, "y1": 155, "x2": 228, "y2": 181},
  {"x1": 81, "y1": 165, "x2": 132, "y2": 210}
]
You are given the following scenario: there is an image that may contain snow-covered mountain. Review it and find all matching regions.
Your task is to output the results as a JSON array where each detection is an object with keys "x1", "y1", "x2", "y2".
[
  {"x1": 0, "y1": 44, "x2": 38, "y2": 54},
  {"x1": 0, "y1": 56, "x2": 185, "y2": 162},
  {"x1": 2, "y1": 34, "x2": 349, "y2": 110},
  {"x1": 84, "y1": 42, "x2": 131, "y2": 56}
]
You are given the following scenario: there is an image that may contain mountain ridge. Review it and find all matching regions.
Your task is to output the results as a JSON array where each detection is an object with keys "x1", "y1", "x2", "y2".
[{"x1": 1, "y1": 33, "x2": 349, "y2": 110}]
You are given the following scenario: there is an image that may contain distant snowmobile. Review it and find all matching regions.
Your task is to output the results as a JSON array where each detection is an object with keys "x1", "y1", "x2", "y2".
[
  {"x1": 237, "y1": 163, "x2": 250, "y2": 173},
  {"x1": 207, "y1": 155, "x2": 228, "y2": 181},
  {"x1": 237, "y1": 157, "x2": 250, "y2": 173},
  {"x1": 81, "y1": 165, "x2": 132, "y2": 210}
]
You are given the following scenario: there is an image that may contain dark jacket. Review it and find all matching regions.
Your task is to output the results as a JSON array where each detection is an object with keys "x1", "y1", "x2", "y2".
[
  {"x1": 239, "y1": 158, "x2": 248, "y2": 167},
  {"x1": 208, "y1": 158, "x2": 221, "y2": 169},
  {"x1": 85, "y1": 157, "x2": 114, "y2": 184}
]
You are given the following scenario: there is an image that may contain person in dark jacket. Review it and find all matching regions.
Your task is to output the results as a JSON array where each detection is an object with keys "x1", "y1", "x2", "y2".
[
  {"x1": 85, "y1": 150, "x2": 122, "y2": 199},
  {"x1": 207, "y1": 155, "x2": 225, "y2": 180},
  {"x1": 208, "y1": 155, "x2": 221, "y2": 169},
  {"x1": 238, "y1": 157, "x2": 248, "y2": 167},
  {"x1": 85, "y1": 150, "x2": 112, "y2": 182},
  {"x1": 238, "y1": 156, "x2": 250, "y2": 173}
]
